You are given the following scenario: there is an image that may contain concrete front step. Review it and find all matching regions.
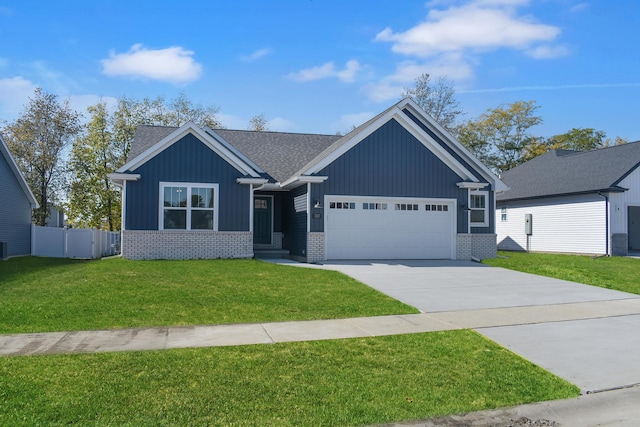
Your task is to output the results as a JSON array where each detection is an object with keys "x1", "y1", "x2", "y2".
[{"x1": 254, "y1": 249, "x2": 290, "y2": 259}]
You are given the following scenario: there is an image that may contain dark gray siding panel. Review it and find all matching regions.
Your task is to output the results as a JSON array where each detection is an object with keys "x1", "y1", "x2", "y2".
[
  {"x1": 311, "y1": 118, "x2": 466, "y2": 232},
  {"x1": 0, "y1": 152, "x2": 32, "y2": 256},
  {"x1": 125, "y1": 133, "x2": 250, "y2": 231},
  {"x1": 282, "y1": 186, "x2": 307, "y2": 257}
]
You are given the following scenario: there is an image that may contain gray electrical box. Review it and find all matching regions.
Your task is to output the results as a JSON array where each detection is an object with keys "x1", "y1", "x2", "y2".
[{"x1": 525, "y1": 214, "x2": 533, "y2": 235}]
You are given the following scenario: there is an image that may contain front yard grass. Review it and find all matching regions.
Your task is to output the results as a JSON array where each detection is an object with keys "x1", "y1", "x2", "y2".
[
  {"x1": 0, "y1": 257, "x2": 417, "y2": 334},
  {"x1": 484, "y1": 251, "x2": 640, "y2": 295},
  {"x1": 0, "y1": 330, "x2": 579, "y2": 426}
]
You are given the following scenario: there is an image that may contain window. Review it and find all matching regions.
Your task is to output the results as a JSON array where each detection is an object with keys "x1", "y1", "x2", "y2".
[
  {"x1": 395, "y1": 203, "x2": 419, "y2": 211},
  {"x1": 363, "y1": 202, "x2": 387, "y2": 210},
  {"x1": 329, "y1": 202, "x2": 355, "y2": 209},
  {"x1": 425, "y1": 204, "x2": 448, "y2": 212},
  {"x1": 469, "y1": 191, "x2": 488, "y2": 227},
  {"x1": 160, "y1": 183, "x2": 218, "y2": 230},
  {"x1": 501, "y1": 206, "x2": 507, "y2": 221}
]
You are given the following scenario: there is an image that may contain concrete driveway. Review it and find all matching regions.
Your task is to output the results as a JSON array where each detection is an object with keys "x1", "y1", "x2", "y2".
[{"x1": 319, "y1": 260, "x2": 640, "y2": 393}]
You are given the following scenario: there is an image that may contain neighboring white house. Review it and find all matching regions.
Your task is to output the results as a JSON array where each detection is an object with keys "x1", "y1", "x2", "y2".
[{"x1": 496, "y1": 142, "x2": 640, "y2": 256}]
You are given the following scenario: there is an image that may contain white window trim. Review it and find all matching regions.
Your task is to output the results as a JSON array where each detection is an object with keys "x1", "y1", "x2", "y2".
[
  {"x1": 159, "y1": 182, "x2": 219, "y2": 231},
  {"x1": 469, "y1": 190, "x2": 489, "y2": 227}
]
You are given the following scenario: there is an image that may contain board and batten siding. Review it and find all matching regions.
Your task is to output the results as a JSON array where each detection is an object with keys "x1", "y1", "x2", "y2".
[
  {"x1": 610, "y1": 165, "x2": 640, "y2": 234},
  {"x1": 0, "y1": 150, "x2": 32, "y2": 256},
  {"x1": 496, "y1": 194, "x2": 606, "y2": 254},
  {"x1": 310, "y1": 118, "x2": 485, "y2": 233},
  {"x1": 124, "y1": 133, "x2": 250, "y2": 231}
]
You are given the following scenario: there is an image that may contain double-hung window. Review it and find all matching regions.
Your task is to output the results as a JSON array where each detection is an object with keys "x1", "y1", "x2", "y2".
[
  {"x1": 160, "y1": 183, "x2": 218, "y2": 230},
  {"x1": 469, "y1": 191, "x2": 489, "y2": 227}
]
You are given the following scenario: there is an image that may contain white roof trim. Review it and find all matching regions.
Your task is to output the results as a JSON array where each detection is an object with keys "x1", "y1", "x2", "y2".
[
  {"x1": 117, "y1": 121, "x2": 261, "y2": 177},
  {"x1": 0, "y1": 134, "x2": 39, "y2": 208},
  {"x1": 457, "y1": 182, "x2": 489, "y2": 189},
  {"x1": 398, "y1": 98, "x2": 509, "y2": 192},
  {"x1": 304, "y1": 107, "x2": 478, "y2": 182},
  {"x1": 236, "y1": 177, "x2": 268, "y2": 185},
  {"x1": 108, "y1": 173, "x2": 141, "y2": 187},
  {"x1": 281, "y1": 175, "x2": 329, "y2": 188}
]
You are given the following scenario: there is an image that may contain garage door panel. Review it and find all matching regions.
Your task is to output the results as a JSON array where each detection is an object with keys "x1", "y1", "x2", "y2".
[{"x1": 325, "y1": 197, "x2": 454, "y2": 260}]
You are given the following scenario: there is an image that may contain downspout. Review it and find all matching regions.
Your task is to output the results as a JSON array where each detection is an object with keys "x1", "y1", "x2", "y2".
[{"x1": 598, "y1": 192, "x2": 610, "y2": 256}]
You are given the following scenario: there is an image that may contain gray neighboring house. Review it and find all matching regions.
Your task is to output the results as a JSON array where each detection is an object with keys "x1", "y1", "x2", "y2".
[
  {"x1": 0, "y1": 134, "x2": 38, "y2": 258},
  {"x1": 111, "y1": 98, "x2": 506, "y2": 262},
  {"x1": 496, "y1": 141, "x2": 640, "y2": 256}
]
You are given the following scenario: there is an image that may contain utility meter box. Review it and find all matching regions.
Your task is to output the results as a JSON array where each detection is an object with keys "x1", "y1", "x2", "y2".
[{"x1": 525, "y1": 213, "x2": 533, "y2": 235}]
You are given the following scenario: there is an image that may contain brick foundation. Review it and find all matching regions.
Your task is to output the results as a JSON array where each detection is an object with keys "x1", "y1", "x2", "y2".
[
  {"x1": 456, "y1": 234, "x2": 497, "y2": 260},
  {"x1": 122, "y1": 230, "x2": 253, "y2": 260},
  {"x1": 306, "y1": 232, "x2": 325, "y2": 263}
]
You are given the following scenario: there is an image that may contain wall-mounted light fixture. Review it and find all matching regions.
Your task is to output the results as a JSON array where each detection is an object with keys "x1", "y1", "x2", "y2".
[{"x1": 314, "y1": 199, "x2": 323, "y2": 209}]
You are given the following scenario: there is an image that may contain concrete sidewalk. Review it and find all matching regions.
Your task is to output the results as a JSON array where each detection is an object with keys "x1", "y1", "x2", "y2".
[{"x1": 3, "y1": 298, "x2": 640, "y2": 357}]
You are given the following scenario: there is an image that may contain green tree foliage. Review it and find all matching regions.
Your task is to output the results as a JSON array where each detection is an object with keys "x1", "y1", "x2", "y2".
[
  {"x1": 248, "y1": 113, "x2": 269, "y2": 131},
  {"x1": 547, "y1": 128, "x2": 607, "y2": 151},
  {"x1": 67, "y1": 102, "x2": 122, "y2": 230},
  {"x1": 401, "y1": 73, "x2": 464, "y2": 132},
  {"x1": 3, "y1": 88, "x2": 81, "y2": 225},
  {"x1": 456, "y1": 100, "x2": 543, "y2": 173}
]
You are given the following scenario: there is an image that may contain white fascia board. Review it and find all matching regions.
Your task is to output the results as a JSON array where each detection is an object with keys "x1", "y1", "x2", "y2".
[
  {"x1": 108, "y1": 173, "x2": 141, "y2": 187},
  {"x1": 457, "y1": 182, "x2": 489, "y2": 189},
  {"x1": 281, "y1": 175, "x2": 328, "y2": 189},
  {"x1": 0, "y1": 135, "x2": 39, "y2": 208},
  {"x1": 236, "y1": 177, "x2": 268, "y2": 185},
  {"x1": 399, "y1": 98, "x2": 509, "y2": 192},
  {"x1": 256, "y1": 183, "x2": 288, "y2": 191},
  {"x1": 302, "y1": 107, "x2": 477, "y2": 182},
  {"x1": 117, "y1": 122, "x2": 261, "y2": 177}
]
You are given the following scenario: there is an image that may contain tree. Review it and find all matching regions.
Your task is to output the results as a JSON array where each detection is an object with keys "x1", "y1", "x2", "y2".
[
  {"x1": 248, "y1": 113, "x2": 269, "y2": 131},
  {"x1": 402, "y1": 73, "x2": 464, "y2": 131},
  {"x1": 547, "y1": 128, "x2": 607, "y2": 151},
  {"x1": 67, "y1": 102, "x2": 122, "y2": 230},
  {"x1": 455, "y1": 100, "x2": 543, "y2": 173},
  {"x1": 3, "y1": 88, "x2": 81, "y2": 225}
]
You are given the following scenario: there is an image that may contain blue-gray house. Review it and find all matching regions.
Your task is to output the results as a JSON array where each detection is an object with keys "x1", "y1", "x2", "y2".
[
  {"x1": 0, "y1": 134, "x2": 38, "y2": 259},
  {"x1": 110, "y1": 98, "x2": 506, "y2": 262}
]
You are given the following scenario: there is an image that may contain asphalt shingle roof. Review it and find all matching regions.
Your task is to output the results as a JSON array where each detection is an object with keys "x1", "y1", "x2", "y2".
[
  {"x1": 127, "y1": 125, "x2": 340, "y2": 183},
  {"x1": 497, "y1": 141, "x2": 640, "y2": 201}
]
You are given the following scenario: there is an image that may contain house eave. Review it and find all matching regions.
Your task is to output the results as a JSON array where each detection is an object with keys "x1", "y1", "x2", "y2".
[
  {"x1": 497, "y1": 187, "x2": 627, "y2": 203},
  {"x1": 281, "y1": 175, "x2": 328, "y2": 189},
  {"x1": 108, "y1": 173, "x2": 141, "y2": 187}
]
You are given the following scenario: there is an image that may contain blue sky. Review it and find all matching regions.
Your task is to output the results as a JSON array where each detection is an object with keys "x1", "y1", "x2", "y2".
[{"x1": 1, "y1": 0, "x2": 638, "y2": 141}]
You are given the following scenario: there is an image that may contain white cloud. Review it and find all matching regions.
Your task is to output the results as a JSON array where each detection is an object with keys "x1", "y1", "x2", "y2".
[
  {"x1": 362, "y1": 55, "x2": 473, "y2": 102},
  {"x1": 332, "y1": 112, "x2": 375, "y2": 134},
  {"x1": 68, "y1": 94, "x2": 118, "y2": 117},
  {"x1": 526, "y1": 44, "x2": 570, "y2": 59},
  {"x1": 287, "y1": 60, "x2": 362, "y2": 83},
  {"x1": 375, "y1": 1, "x2": 561, "y2": 56},
  {"x1": 241, "y1": 48, "x2": 272, "y2": 62},
  {"x1": 0, "y1": 76, "x2": 38, "y2": 119},
  {"x1": 267, "y1": 117, "x2": 297, "y2": 132},
  {"x1": 101, "y1": 44, "x2": 202, "y2": 84},
  {"x1": 570, "y1": 3, "x2": 589, "y2": 13},
  {"x1": 218, "y1": 113, "x2": 246, "y2": 130}
]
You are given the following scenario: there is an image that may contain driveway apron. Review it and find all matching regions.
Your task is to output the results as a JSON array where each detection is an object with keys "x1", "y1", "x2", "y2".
[{"x1": 319, "y1": 260, "x2": 640, "y2": 393}]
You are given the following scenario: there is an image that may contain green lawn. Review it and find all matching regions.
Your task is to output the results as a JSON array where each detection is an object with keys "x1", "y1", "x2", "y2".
[
  {"x1": 484, "y1": 251, "x2": 640, "y2": 295},
  {"x1": 0, "y1": 257, "x2": 417, "y2": 334},
  {"x1": 0, "y1": 331, "x2": 579, "y2": 426}
]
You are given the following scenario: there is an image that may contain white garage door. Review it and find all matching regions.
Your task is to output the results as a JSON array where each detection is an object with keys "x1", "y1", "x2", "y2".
[{"x1": 325, "y1": 196, "x2": 455, "y2": 260}]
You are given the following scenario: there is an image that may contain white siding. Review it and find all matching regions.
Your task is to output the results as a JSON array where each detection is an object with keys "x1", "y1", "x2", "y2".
[
  {"x1": 610, "y1": 166, "x2": 640, "y2": 233},
  {"x1": 496, "y1": 194, "x2": 606, "y2": 254}
]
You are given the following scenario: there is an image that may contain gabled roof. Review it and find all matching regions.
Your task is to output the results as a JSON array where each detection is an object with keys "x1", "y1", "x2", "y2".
[
  {"x1": 497, "y1": 141, "x2": 640, "y2": 201},
  {"x1": 287, "y1": 98, "x2": 507, "y2": 190},
  {"x1": 117, "y1": 122, "x2": 262, "y2": 178},
  {"x1": 0, "y1": 133, "x2": 38, "y2": 208},
  {"x1": 119, "y1": 99, "x2": 505, "y2": 190},
  {"x1": 125, "y1": 125, "x2": 339, "y2": 183}
]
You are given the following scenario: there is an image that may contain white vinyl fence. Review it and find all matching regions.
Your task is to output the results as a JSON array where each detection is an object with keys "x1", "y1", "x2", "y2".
[{"x1": 31, "y1": 225, "x2": 120, "y2": 259}]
